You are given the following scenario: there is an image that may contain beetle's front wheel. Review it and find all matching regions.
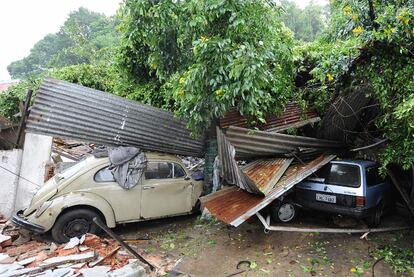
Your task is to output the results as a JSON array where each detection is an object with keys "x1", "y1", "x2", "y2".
[{"x1": 51, "y1": 208, "x2": 101, "y2": 243}]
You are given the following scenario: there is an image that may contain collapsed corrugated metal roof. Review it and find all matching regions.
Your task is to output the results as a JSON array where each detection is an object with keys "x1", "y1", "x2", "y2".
[
  {"x1": 218, "y1": 125, "x2": 342, "y2": 194},
  {"x1": 26, "y1": 78, "x2": 205, "y2": 157},
  {"x1": 242, "y1": 158, "x2": 293, "y2": 195},
  {"x1": 217, "y1": 128, "x2": 262, "y2": 194},
  {"x1": 219, "y1": 103, "x2": 320, "y2": 132},
  {"x1": 225, "y1": 126, "x2": 344, "y2": 158},
  {"x1": 201, "y1": 154, "x2": 336, "y2": 227}
]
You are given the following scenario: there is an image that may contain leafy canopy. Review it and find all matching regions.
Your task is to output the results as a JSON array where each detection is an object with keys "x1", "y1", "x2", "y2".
[
  {"x1": 118, "y1": 0, "x2": 295, "y2": 133},
  {"x1": 298, "y1": 0, "x2": 414, "y2": 170}
]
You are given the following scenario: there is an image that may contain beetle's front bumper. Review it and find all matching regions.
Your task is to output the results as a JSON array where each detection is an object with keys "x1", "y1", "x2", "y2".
[{"x1": 11, "y1": 210, "x2": 46, "y2": 234}]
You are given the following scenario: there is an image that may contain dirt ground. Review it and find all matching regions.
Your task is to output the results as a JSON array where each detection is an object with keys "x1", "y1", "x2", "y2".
[{"x1": 110, "y1": 210, "x2": 414, "y2": 277}]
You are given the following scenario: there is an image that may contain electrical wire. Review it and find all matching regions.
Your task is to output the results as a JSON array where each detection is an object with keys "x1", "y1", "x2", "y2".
[{"x1": 0, "y1": 164, "x2": 41, "y2": 188}]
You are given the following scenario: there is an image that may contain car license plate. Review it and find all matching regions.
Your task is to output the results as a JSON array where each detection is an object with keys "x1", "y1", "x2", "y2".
[{"x1": 316, "y1": 193, "x2": 336, "y2": 203}]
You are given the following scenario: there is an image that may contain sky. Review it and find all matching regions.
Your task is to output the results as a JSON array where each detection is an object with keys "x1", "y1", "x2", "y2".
[
  {"x1": 0, "y1": 0, "x2": 122, "y2": 81},
  {"x1": 0, "y1": 0, "x2": 328, "y2": 81}
]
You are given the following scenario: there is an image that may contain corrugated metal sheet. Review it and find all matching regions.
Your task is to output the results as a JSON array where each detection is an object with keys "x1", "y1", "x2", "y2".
[
  {"x1": 225, "y1": 126, "x2": 344, "y2": 158},
  {"x1": 200, "y1": 186, "x2": 263, "y2": 224},
  {"x1": 219, "y1": 103, "x2": 320, "y2": 132},
  {"x1": 26, "y1": 78, "x2": 205, "y2": 157},
  {"x1": 217, "y1": 127, "x2": 262, "y2": 194},
  {"x1": 242, "y1": 158, "x2": 293, "y2": 195},
  {"x1": 201, "y1": 155, "x2": 336, "y2": 227}
]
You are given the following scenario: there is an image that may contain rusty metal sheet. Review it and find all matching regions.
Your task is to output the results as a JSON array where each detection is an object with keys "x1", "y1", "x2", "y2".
[
  {"x1": 200, "y1": 186, "x2": 263, "y2": 225},
  {"x1": 202, "y1": 154, "x2": 336, "y2": 227},
  {"x1": 219, "y1": 103, "x2": 320, "y2": 132},
  {"x1": 26, "y1": 78, "x2": 205, "y2": 157},
  {"x1": 242, "y1": 158, "x2": 293, "y2": 195}
]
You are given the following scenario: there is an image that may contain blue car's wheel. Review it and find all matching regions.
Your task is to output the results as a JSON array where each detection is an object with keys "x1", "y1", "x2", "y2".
[
  {"x1": 271, "y1": 201, "x2": 297, "y2": 223},
  {"x1": 367, "y1": 201, "x2": 384, "y2": 227}
]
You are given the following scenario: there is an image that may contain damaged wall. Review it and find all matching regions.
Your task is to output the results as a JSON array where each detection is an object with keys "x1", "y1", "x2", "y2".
[
  {"x1": 0, "y1": 149, "x2": 23, "y2": 217},
  {"x1": 15, "y1": 133, "x2": 53, "y2": 211}
]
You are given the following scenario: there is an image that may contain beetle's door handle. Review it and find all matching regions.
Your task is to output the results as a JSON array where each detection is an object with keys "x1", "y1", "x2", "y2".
[{"x1": 143, "y1": 186, "x2": 155, "y2": 190}]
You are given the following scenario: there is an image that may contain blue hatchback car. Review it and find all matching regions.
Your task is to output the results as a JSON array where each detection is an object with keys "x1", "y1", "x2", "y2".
[{"x1": 272, "y1": 160, "x2": 395, "y2": 226}]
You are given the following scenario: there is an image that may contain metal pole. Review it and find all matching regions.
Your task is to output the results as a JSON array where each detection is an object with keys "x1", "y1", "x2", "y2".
[
  {"x1": 92, "y1": 217, "x2": 155, "y2": 270},
  {"x1": 255, "y1": 212, "x2": 410, "y2": 234}
]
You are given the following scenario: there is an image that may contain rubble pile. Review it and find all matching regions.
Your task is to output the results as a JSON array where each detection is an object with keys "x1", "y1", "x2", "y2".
[
  {"x1": 0, "y1": 216, "x2": 176, "y2": 277},
  {"x1": 180, "y1": 156, "x2": 205, "y2": 172},
  {"x1": 52, "y1": 138, "x2": 96, "y2": 161}
]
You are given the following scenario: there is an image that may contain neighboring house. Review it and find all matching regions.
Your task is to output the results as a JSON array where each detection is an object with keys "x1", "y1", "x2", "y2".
[{"x1": 0, "y1": 80, "x2": 19, "y2": 93}]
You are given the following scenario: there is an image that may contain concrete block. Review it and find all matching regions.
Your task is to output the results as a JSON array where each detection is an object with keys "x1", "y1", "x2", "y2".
[
  {"x1": 0, "y1": 149, "x2": 23, "y2": 218},
  {"x1": 15, "y1": 133, "x2": 52, "y2": 211}
]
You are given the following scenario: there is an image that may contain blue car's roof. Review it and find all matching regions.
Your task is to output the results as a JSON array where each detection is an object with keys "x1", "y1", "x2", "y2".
[{"x1": 332, "y1": 159, "x2": 377, "y2": 168}]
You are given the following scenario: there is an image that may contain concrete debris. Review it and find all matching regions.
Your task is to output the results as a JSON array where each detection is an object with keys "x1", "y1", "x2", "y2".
[
  {"x1": 0, "y1": 262, "x2": 23, "y2": 275},
  {"x1": 0, "y1": 215, "x2": 185, "y2": 276},
  {"x1": 80, "y1": 266, "x2": 111, "y2": 277},
  {"x1": 107, "y1": 261, "x2": 146, "y2": 277},
  {"x1": 63, "y1": 235, "x2": 85, "y2": 250},
  {"x1": 39, "y1": 268, "x2": 75, "y2": 277},
  {"x1": 39, "y1": 251, "x2": 97, "y2": 267},
  {"x1": 16, "y1": 256, "x2": 36, "y2": 266}
]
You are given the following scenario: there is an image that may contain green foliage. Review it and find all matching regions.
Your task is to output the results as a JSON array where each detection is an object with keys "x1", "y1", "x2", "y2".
[
  {"x1": 280, "y1": 0, "x2": 328, "y2": 42},
  {"x1": 0, "y1": 78, "x2": 41, "y2": 121},
  {"x1": 7, "y1": 7, "x2": 120, "y2": 79},
  {"x1": 119, "y1": 0, "x2": 295, "y2": 134},
  {"x1": 374, "y1": 245, "x2": 414, "y2": 273},
  {"x1": 298, "y1": 0, "x2": 414, "y2": 170},
  {"x1": 50, "y1": 63, "x2": 115, "y2": 93}
]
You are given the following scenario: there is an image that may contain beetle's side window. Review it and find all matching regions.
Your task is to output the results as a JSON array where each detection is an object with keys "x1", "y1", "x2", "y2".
[
  {"x1": 94, "y1": 167, "x2": 115, "y2": 182},
  {"x1": 173, "y1": 163, "x2": 186, "y2": 178},
  {"x1": 145, "y1": 162, "x2": 173, "y2": 179}
]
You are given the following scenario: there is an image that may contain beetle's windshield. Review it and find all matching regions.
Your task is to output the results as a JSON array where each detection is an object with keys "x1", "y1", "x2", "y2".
[{"x1": 54, "y1": 159, "x2": 88, "y2": 182}]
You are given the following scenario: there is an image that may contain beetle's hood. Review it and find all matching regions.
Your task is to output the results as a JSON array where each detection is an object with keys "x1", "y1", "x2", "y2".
[{"x1": 24, "y1": 177, "x2": 58, "y2": 216}]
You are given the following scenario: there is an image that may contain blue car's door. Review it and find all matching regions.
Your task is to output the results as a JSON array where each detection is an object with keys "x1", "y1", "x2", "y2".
[{"x1": 364, "y1": 166, "x2": 388, "y2": 209}]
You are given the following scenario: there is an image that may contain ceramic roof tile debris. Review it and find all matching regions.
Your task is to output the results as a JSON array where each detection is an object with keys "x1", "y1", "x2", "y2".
[
  {"x1": 0, "y1": 217, "x2": 178, "y2": 276},
  {"x1": 219, "y1": 102, "x2": 320, "y2": 132},
  {"x1": 26, "y1": 78, "x2": 205, "y2": 157},
  {"x1": 201, "y1": 155, "x2": 336, "y2": 227}
]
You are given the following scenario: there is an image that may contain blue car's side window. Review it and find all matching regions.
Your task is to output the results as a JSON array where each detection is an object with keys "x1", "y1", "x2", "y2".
[{"x1": 366, "y1": 167, "x2": 384, "y2": 187}]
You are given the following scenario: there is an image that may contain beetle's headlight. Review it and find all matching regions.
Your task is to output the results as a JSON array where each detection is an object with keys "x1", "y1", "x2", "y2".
[{"x1": 35, "y1": 201, "x2": 53, "y2": 217}]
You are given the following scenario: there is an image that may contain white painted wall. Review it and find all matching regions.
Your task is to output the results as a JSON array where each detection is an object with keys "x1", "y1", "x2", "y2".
[
  {"x1": 15, "y1": 133, "x2": 52, "y2": 211},
  {"x1": 0, "y1": 149, "x2": 23, "y2": 218}
]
